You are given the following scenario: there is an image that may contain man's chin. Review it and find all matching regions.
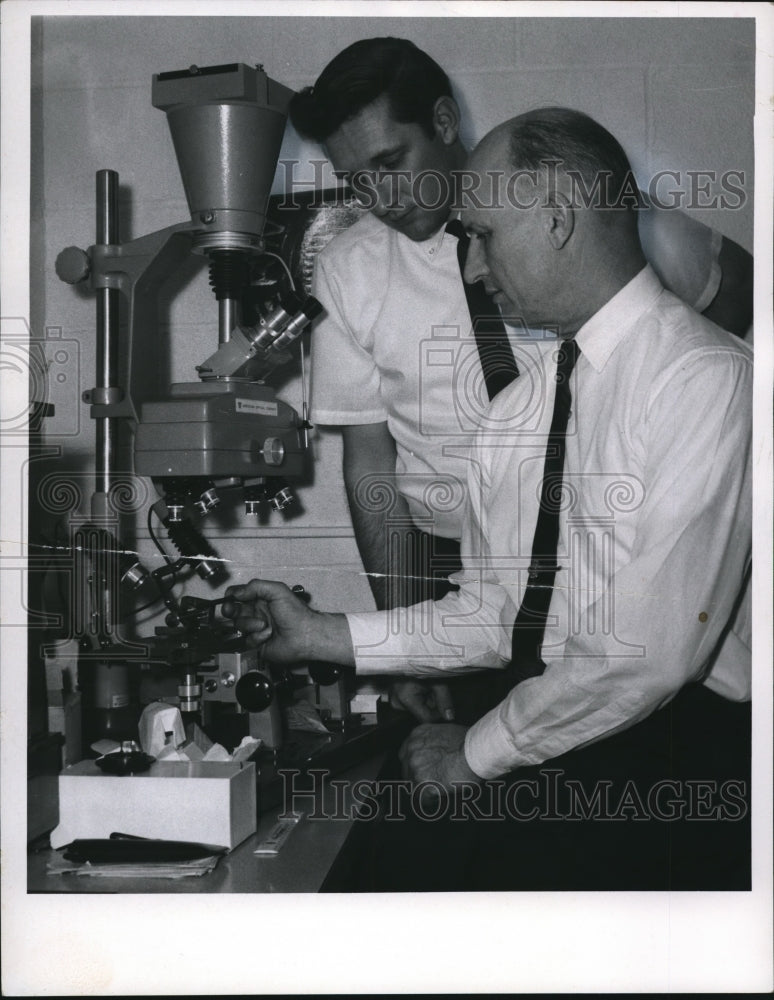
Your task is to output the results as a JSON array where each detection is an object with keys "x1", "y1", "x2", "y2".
[{"x1": 384, "y1": 209, "x2": 448, "y2": 242}]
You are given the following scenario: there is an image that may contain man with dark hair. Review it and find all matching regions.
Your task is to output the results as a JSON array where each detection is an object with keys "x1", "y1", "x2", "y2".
[
  {"x1": 225, "y1": 108, "x2": 751, "y2": 890},
  {"x1": 288, "y1": 37, "x2": 752, "y2": 727},
  {"x1": 290, "y1": 37, "x2": 454, "y2": 143}
]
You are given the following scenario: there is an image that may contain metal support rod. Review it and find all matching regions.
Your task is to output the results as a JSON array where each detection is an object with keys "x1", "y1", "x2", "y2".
[
  {"x1": 94, "y1": 169, "x2": 120, "y2": 516},
  {"x1": 219, "y1": 296, "x2": 237, "y2": 344}
]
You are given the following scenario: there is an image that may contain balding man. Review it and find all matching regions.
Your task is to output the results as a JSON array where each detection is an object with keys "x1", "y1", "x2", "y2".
[
  {"x1": 226, "y1": 109, "x2": 752, "y2": 890},
  {"x1": 290, "y1": 38, "x2": 752, "y2": 728}
]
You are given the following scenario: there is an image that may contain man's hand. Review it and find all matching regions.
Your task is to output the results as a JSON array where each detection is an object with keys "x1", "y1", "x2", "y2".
[
  {"x1": 222, "y1": 579, "x2": 354, "y2": 666},
  {"x1": 390, "y1": 680, "x2": 455, "y2": 723},
  {"x1": 398, "y1": 723, "x2": 481, "y2": 793}
]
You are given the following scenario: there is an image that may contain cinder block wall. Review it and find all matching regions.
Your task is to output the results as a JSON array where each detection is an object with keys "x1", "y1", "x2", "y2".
[{"x1": 30, "y1": 14, "x2": 755, "y2": 620}]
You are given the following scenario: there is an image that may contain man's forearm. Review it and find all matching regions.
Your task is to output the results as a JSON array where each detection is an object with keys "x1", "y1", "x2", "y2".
[
  {"x1": 307, "y1": 611, "x2": 356, "y2": 666},
  {"x1": 346, "y1": 487, "x2": 418, "y2": 610},
  {"x1": 342, "y1": 421, "x2": 418, "y2": 611}
]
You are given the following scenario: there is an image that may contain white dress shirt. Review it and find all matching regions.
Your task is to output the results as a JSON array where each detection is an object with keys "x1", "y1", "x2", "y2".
[{"x1": 346, "y1": 267, "x2": 752, "y2": 778}]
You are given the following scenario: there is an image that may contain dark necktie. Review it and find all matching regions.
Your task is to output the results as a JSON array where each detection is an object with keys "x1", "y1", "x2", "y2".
[
  {"x1": 446, "y1": 218, "x2": 520, "y2": 400},
  {"x1": 510, "y1": 338, "x2": 580, "y2": 682}
]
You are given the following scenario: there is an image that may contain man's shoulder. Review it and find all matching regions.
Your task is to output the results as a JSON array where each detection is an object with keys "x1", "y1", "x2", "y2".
[
  {"x1": 622, "y1": 290, "x2": 754, "y2": 420},
  {"x1": 649, "y1": 289, "x2": 753, "y2": 368},
  {"x1": 318, "y1": 211, "x2": 390, "y2": 267}
]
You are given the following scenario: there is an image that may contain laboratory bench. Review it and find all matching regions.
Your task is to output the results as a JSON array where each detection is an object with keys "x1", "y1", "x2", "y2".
[{"x1": 28, "y1": 752, "x2": 387, "y2": 894}]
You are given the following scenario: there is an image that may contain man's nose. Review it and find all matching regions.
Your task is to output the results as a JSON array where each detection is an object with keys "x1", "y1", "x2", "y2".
[
  {"x1": 371, "y1": 173, "x2": 406, "y2": 216},
  {"x1": 463, "y1": 236, "x2": 488, "y2": 286},
  {"x1": 371, "y1": 187, "x2": 392, "y2": 218}
]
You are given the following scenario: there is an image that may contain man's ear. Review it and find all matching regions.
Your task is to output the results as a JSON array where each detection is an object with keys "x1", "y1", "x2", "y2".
[
  {"x1": 545, "y1": 194, "x2": 574, "y2": 250},
  {"x1": 432, "y1": 96, "x2": 461, "y2": 145}
]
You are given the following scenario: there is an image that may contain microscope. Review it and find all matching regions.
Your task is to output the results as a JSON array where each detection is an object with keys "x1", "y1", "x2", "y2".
[{"x1": 53, "y1": 62, "x2": 365, "y2": 775}]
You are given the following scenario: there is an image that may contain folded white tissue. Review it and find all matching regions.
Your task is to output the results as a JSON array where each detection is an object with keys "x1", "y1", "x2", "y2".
[
  {"x1": 155, "y1": 735, "x2": 260, "y2": 764},
  {"x1": 138, "y1": 701, "x2": 187, "y2": 757},
  {"x1": 135, "y1": 701, "x2": 262, "y2": 763}
]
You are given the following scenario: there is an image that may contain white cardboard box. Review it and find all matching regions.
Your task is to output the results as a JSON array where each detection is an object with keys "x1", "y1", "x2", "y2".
[{"x1": 50, "y1": 760, "x2": 256, "y2": 850}]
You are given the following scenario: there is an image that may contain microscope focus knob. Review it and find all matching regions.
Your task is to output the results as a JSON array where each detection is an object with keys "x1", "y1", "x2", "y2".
[
  {"x1": 262, "y1": 438, "x2": 285, "y2": 467},
  {"x1": 55, "y1": 246, "x2": 91, "y2": 284},
  {"x1": 235, "y1": 671, "x2": 274, "y2": 712},
  {"x1": 308, "y1": 662, "x2": 342, "y2": 686}
]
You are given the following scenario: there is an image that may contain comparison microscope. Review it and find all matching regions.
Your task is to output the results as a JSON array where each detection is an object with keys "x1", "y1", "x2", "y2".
[{"x1": 53, "y1": 62, "x2": 384, "y2": 776}]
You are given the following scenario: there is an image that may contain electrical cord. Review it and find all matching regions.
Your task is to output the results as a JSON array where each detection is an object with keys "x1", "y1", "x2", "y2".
[
  {"x1": 257, "y1": 250, "x2": 311, "y2": 439},
  {"x1": 147, "y1": 506, "x2": 172, "y2": 564},
  {"x1": 260, "y1": 250, "x2": 297, "y2": 292},
  {"x1": 117, "y1": 507, "x2": 180, "y2": 622},
  {"x1": 125, "y1": 596, "x2": 161, "y2": 619}
]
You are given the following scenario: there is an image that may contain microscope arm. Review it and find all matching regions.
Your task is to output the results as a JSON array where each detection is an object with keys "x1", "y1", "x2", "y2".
[{"x1": 57, "y1": 209, "x2": 196, "y2": 430}]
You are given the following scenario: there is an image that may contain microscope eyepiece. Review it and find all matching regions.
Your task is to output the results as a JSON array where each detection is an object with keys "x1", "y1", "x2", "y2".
[{"x1": 194, "y1": 485, "x2": 220, "y2": 516}]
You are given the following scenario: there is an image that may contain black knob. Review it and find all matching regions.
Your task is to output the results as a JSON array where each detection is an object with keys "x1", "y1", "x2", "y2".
[
  {"x1": 56, "y1": 246, "x2": 90, "y2": 284},
  {"x1": 235, "y1": 671, "x2": 274, "y2": 712},
  {"x1": 308, "y1": 662, "x2": 342, "y2": 686}
]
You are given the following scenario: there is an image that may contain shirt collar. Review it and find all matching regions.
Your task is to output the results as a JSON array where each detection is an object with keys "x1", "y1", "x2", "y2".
[
  {"x1": 574, "y1": 265, "x2": 665, "y2": 373},
  {"x1": 430, "y1": 219, "x2": 451, "y2": 256},
  {"x1": 439, "y1": 210, "x2": 462, "y2": 251},
  {"x1": 393, "y1": 215, "x2": 450, "y2": 259}
]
